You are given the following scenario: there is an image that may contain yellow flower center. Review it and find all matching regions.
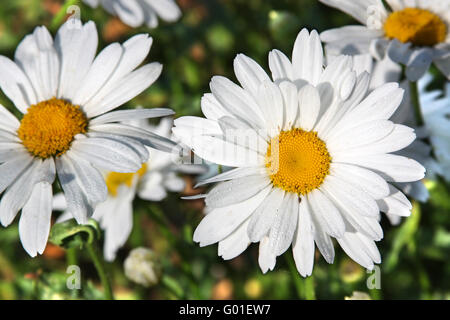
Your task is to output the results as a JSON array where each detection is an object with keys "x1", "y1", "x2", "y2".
[
  {"x1": 105, "y1": 163, "x2": 148, "y2": 197},
  {"x1": 265, "y1": 129, "x2": 331, "y2": 195},
  {"x1": 17, "y1": 98, "x2": 88, "y2": 158},
  {"x1": 383, "y1": 8, "x2": 447, "y2": 46}
]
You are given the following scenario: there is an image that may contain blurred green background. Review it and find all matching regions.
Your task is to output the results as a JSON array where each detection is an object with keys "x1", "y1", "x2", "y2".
[{"x1": 0, "y1": 0, "x2": 448, "y2": 300}]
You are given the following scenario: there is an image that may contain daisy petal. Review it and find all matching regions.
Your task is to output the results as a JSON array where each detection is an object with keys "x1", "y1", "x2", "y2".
[
  {"x1": 195, "y1": 166, "x2": 265, "y2": 187},
  {"x1": 201, "y1": 93, "x2": 230, "y2": 120},
  {"x1": 321, "y1": 26, "x2": 382, "y2": 43},
  {"x1": 322, "y1": 174, "x2": 380, "y2": 218},
  {"x1": 72, "y1": 43, "x2": 123, "y2": 106},
  {"x1": 297, "y1": 84, "x2": 321, "y2": 131},
  {"x1": 91, "y1": 108, "x2": 174, "y2": 125},
  {"x1": 398, "y1": 180, "x2": 429, "y2": 203},
  {"x1": 279, "y1": 81, "x2": 299, "y2": 130},
  {"x1": 190, "y1": 135, "x2": 264, "y2": 167},
  {"x1": 0, "y1": 160, "x2": 40, "y2": 227},
  {"x1": 86, "y1": 132, "x2": 149, "y2": 162},
  {"x1": 193, "y1": 185, "x2": 271, "y2": 247},
  {"x1": 327, "y1": 120, "x2": 395, "y2": 153},
  {"x1": 258, "y1": 235, "x2": 277, "y2": 273},
  {"x1": 377, "y1": 184, "x2": 412, "y2": 217},
  {"x1": 218, "y1": 219, "x2": 251, "y2": 260},
  {"x1": 321, "y1": 179, "x2": 383, "y2": 240},
  {"x1": 55, "y1": 155, "x2": 93, "y2": 224},
  {"x1": 52, "y1": 193, "x2": 67, "y2": 211},
  {"x1": 256, "y1": 80, "x2": 284, "y2": 132},
  {"x1": 268, "y1": 49, "x2": 293, "y2": 82},
  {"x1": 0, "y1": 56, "x2": 37, "y2": 112},
  {"x1": 330, "y1": 163, "x2": 390, "y2": 199},
  {"x1": 210, "y1": 76, "x2": 265, "y2": 128},
  {"x1": 293, "y1": 198, "x2": 315, "y2": 277},
  {"x1": 308, "y1": 188, "x2": 345, "y2": 238},
  {"x1": 234, "y1": 53, "x2": 270, "y2": 97},
  {"x1": 337, "y1": 83, "x2": 403, "y2": 129},
  {"x1": 82, "y1": 34, "x2": 154, "y2": 115},
  {"x1": 90, "y1": 123, "x2": 178, "y2": 153},
  {"x1": 268, "y1": 192, "x2": 299, "y2": 256},
  {"x1": 86, "y1": 62, "x2": 162, "y2": 118},
  {"x1": 292, "y1": 29, "x2": 323, "y2": 85},
  {"x1": 112, "y1": 0, "x2": 145, "y2": 27},
  {"x1": 56, "y1": 21, "x2": 98, "y2": 101},
  {"x1": 0, "y1": 105, "x2": 20, "y2": 132},
  {"x1": 70, "y1": 136, "x2": 143, "y2": 173},
  {"x1": 338, "y1": 154, "x2": 425, "y2": 183},
  {"x1": 0, "y1": 151, "x2": 34, "y2": 194},
  {"x1": 164, "y1": 172, "x2": 185, "y2": 192},
  {"x1": 333, "y1": 124, "x2": 416, "y2": 156},
  {"x1": 248, "y1": 187, "x2": 285, "y2": 242},
  {"x1": 15, "y1": 26, "x2": 59, "y2": 101},
  {"x1": 65, "y1": 151, "x2": 108, "y2": 206},
  {"x1": 147, "y1": 0, "x2": 182, "y2": 22},
  {"x1": 434, "y1": 55, "x2": 450, "y2": 80},
  {"x1": 0, "y1": 143, "x2": 30, "y2": 165},
  {"x1": 319, "y1": 0, "x2": 384, "y2": 24},
  {"x1": 101, "y1": 192, "x2": 134, "y2": 261},
  {"x1": 405, "y1": 48, "x2": 433, "y2": 81},
  {"x1": 312, "y1": 216, "x2": 335, "y2": 264},
  {"x1": 205, "y1": 175, "x2": 271, "y2": 208},
  {"x1": 139, "y1": 172, "x2": 168, "y2": 201},
  {"x1": 19, "y1": 182, "x2": 52, "y2": 257},
  {"x1": 337, "y1": 232, "x2": 377, "y2": 269}
]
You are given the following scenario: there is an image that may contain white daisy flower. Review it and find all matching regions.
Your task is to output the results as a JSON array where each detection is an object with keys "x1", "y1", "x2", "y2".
[
  {"x1": 82, "y1": 0, "x2": 181, "y2": 28},
  {"x1": 319, "y1": 0, "x2": 450, "y2": 81},
  {"x1": 382, "y1": 71, "x2": 450, "y2": 224},
  {"x1": 55, "y1": 117, "x2": 206, "y2": 261},
  {"x1": 347, "y1": 54, "x2": 437, "y2": 208},
  {"x1": 0, "y1": 20, "x2": 174, "y2": 257},
  {"x1": 400, "y1": 73, "x2": 450, "y2": 181},
  {"x1": 173, "y1": 29, "x2": 426, "y2": 276},
  {"x1": 420, "y1": 81, "x2": 450, "y2": 183}
]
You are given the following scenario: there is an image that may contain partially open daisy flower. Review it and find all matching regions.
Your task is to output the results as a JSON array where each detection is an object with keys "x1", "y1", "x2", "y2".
[
  {"x1": 0, "y1": 20, "x2": 174, "y2": 257},
  {"x1": 317, "y1": 55, "x2": 442, "y2": 221},
  {"x1": 422, "y1": 81, "x2": 450, "y2": 183},
  {"x1": 396, "y1": 73, "x2": 450, "y2": 183},
  {"x1": 319, "y1": 0, "x2": 450, "y2": 81},
  {"x1": 378, "y1": 75, "x2": 449, "y2": 217},
  {"x1": 82, "y1": 0, "x2": 181, "y2": 28},
  {"x1": 173, "y1": 29, "x2": 425, "y2": 276},
  {"x1": 55, "y1": 117, "x2": 206, "y2": 261}
]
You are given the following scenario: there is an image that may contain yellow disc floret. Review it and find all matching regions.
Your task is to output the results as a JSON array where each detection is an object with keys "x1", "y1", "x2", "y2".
[
  {"x1": 18, "y1": 98, "x2": 88, "y2": 158},
  {"x1": 105, "y1": 163, "x2": 148, "y2": 197},
  {"x1": 384, "y1": 8, "x2": 447, "y2": 46},
  {"x1": 266, "y1": 129, "x2": 331, "y2": 195}
]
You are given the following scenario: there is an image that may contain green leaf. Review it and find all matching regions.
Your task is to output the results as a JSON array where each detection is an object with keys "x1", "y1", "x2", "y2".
[
  {"x1": 49, "y1": 219, "x2": 101, "y2": 250},
  {"x1": 385, "y1": 201, "x2": 421, "y2": 271},
  {"x1": 427, "y1": 179, "x2": 450, "y2": 211},
  {"x1": 160, "y1": 275, "x2": 185, "y2": 299}
]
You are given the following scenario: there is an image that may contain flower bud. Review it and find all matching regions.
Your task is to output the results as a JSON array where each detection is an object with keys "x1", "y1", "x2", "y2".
[{"x1": 124, "y1": 248, "x2": 162, "y2": 287}]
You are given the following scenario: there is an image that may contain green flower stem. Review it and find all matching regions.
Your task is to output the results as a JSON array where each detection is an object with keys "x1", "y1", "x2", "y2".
[
  {"x1": 303, "y1": 275, "x2": 316, "y2": 300},
  {"x1": 285, "y1": 254, "x2": 316, "y2": 300},
  {"x1": 66, "y1": 247, "x2": 78, "y2": 266},
  {"x1": 286, "y1": 255, "x2": 303, "y2": 298},
  {"x1": 409, "y1": 81, "x2": 424, "y2": 127},
  {"x1": 50, "y1": 0, "x2": 80, "y2": 29},
  {"x1": 86, "y1": 243, "x2": 114, "y2": 300},
  {"x1": 66, "y1": 247, "x2": 79, "y2": 299}
]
